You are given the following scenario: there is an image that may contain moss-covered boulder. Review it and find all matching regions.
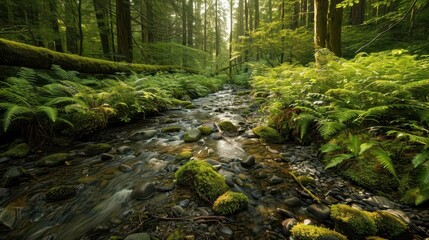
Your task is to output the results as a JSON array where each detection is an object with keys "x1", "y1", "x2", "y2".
[
  {"x1": 83, "y1": 143, "x2": 111, "y2": 157},
  {"x1": 175, "y1": 160, "x2": 229, "y2": 202},
  {"x1": 213, "y1": 191, "x2": 248, "y2": 215},
  {"x1": 1, "y1": 166, "x2": 30, "y2": 187},
  {"x1": 46, "y1": 185, "x2": 78, "y2": 201},
  {"x1": 290, "y1": 224, "x2": 347, "y2": 240},
  {"x1": 176, "y1": 150, "x2": 193, "y2": 161},
  {"x1": 183, "y1": 129, "x2": 201, "y2": 142},
  {"x1": 252, "y1": 126, "x2": 284, "y2": 143},
  {"x1": 0, "y1": 143, "x2": 30, "y2": 158},
  {"x1": 371, "y1": 210, "x2": 409, "y2": 239},
  {"x1": 218, "y1": 121, "x2": 238, "y2": 137},
  {"x1": 162, "y1": 126, "x2": 183, "y2": 133},
  {"x1": 36, "y1": 153, "x2": 70, "y2": 167},
  {"x1": 365, "y1": 237, "x2": 386, "y2": 240},
  {"x1": 330, "y1": 204, "x2": 377, "y2": 240},
  {"x1": 198, "y1": 125, "x2": 214, "y2": 135}
]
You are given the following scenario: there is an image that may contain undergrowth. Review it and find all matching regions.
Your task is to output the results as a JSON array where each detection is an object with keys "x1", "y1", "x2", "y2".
[{"x1": 251, "y1": 49, "x2": 429, "y2": 205}]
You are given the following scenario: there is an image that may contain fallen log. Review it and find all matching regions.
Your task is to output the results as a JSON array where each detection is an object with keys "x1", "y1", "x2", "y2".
[{"x1": 0, "y1": 38, "x2": 199, "y2": 74}]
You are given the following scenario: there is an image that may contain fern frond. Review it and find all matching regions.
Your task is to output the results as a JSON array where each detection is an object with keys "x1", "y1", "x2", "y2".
[
  {"x1": 46, "y1": 97, "x2": 84, "y2": 107},
  {"x1": 320, "y1": 143, "x2": 341, "y2": 153},
  {"x1": 412, "y1": 151, "x2": 429, "y2": 168},
  {"x1": 36, "y1": 106, "x2": 58, "y2": 123},
  {"x1": 359, "y1": 142, "x2": 376, "y2": 155},
  {"x1": 334, "y1": 109, "x2": 364, "y2": 123},
  {"x1": 371, "y1": 148, "x2": 397, "y2": 179},
  {"x1": 294, "y1": 113, "x2": 315, "y2": 139},
  {"x1": 325, "y1": 154, "x2": 353, "y2": 169},
  {"x1": 386, "y1": 130, "x2": 429, "y2": 145},
  {"x1": 318, "y1": 121, "x2": 346, "y2": 139},
  {"x1": 2, "y1": 105, "x2": 32, "y2": 131}
]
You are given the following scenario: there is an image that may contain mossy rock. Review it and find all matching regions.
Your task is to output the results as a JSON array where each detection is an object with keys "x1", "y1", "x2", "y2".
[
  {"x1": 296, "y1": 175, "x2": 316, "y2": 185},
  {"x1": 175, "y1": 160, "x2": 229, "y2": 202},
  {"x1": 290, "y1": 223, "x2": 347, "y2": 240},
  {"x1": 218, "y1": 121, "x2": 238, "y2": 137},
  {"x1": 184, "y1": 104, "x2": 197, "y2": 109},
  {"x1": 365, "y1": 237, "x2": 386, "y2": 240},
  {"x1": 36, "y1": 153, "x2": 71, "y2": 167},
  {"x1": 252, "y1": 126, "x2": 284, "y2": 144},
  {"x1": 0, "y1": 143, "x2": 30, "y2": 158},
  {"x1": 166, "y1": 230, "x2": 185, "y2": 240},
  {"x1": 46, "y1": 185, "x2": 77, "y2": 201},
  {"x1": 162, "y1": 126, "x2": 183, "y2": 133},
  {"x1": 198, "y1": 125, "x2": 214, "y2": 135},
  {"x1": 63, "y1": 110, "x2": 107, "y2": 138},
  {"x1": 371, "y1": 210, "x2": 409, "y2": 239},
  {"x1": 176, "y1": 150, "x2": 193, "y2": 161},
  {"x1": 183, "y1": 129, "x2": 201, "y2": 142},
  {"x1": 213, "y1": 191, "x2": 249, "y2": 215},
  {"x1": 83, "y1": 143, "x2": 111, "y2": 157},
  {"x1": 331, "y1": 204, "x2": 377, "y2": 240}
]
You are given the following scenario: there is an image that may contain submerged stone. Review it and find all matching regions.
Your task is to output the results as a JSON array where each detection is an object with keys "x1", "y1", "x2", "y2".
[
  {"x1": 83, "y1": 143, "x2": 111, "y2": 157},
  {"x1": 183, "y1": 128, "x2": 201, "y2": 142},
  {"x1": 252, "y1": 126, "x2": 284, "y2": 143},
  {"x1": 0, "y1": 143, "x2": 30, "y2": 158},
  {"x1": 2, "y1": 166, "x2": 29, "y2": 187},
  {"x1": 131, "y1": 182, "x2": 156, "y2": 200},
  {"x1": 36, "y1": 153, "x2": 70, "y2": 167},
  {"x1": 218, "y1": 121, "x2": 238, "y2": 137},
  {"x1": 46, "y1": 185, "x2": 77, "y2": 201},
  {"x1": 128, "y1": 130, "x2": 157, "y2": 141}
]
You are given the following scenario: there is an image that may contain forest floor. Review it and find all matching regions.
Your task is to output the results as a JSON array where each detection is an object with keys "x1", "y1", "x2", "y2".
[{"x1": 1, "y1": 86, "x2": 428, "y2": 239}]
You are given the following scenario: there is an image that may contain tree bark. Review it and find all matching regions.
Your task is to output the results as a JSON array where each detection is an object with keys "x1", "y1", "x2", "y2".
[
  {"x1": 203, "y1": 0, "x2": 207, "y2": 52},
  {"x1": 229, "y1": 0, "x2": 233, "y2": 80},
  {"x1": 292, "y1": 1, "x2": 300, "y2": 29},
  {"x1": 182, "y1": 0, "x2": 187, "y2": 45},
  {"x1": 65, "y1": 0, "x2": 78, "y2": 54},
  {"x1": 145, "y1": 0, "x2": 154, "y2": 42},
  {"x1": 78, "y1": 0, "x2": 83, "y2": 55},
  {"x1": 93, "y1": 0, "x2": 111, "y2": 58},
  {"x1": 314, "y1": 0, "x2": 328, "y2": 49},
  {"x1": 48, "y1": 0, "x2": 63, "y2": 52},
  {"x1": 349, "y1": 0, "x2": 365, "y2": 25},
  {"x1": 328, "y1": 0, "x2": 343, "y2": 56},
  {"x1": 215, "y1": 0, "x2": 220, "y2": 70},
  {"x1": 268, "y1": 0, "x2": 272, "y2": 22},
  {"x1": 116, "y1": 0, "x2": 133, "y2": 62},
  {"x1": 187, "y1": 0, "x2": 194, "y2": 46}
]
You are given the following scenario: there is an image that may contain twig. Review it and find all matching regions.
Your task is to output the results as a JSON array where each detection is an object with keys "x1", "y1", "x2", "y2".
[
  {"x1": 289, "y1": 172, "x2": 321, "y2": 204},
  {"x1": 355, "y1": 0, "x2": 418, "y2": 53},
  {"x1": 150, "y1": 214, "x2": 227, "y2": 223}
]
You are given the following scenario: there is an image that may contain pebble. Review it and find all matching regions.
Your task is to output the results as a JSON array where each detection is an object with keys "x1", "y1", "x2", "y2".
[
  {"x1": 100, "y1": 153, "x2": 114, "y2": 161},
  {"x1": 124, "y1": 233, "x2": 151, "y2": 240},
  {"x1": 171, "y1": 205, "x2": 185, "y2": 217},
  {"x1": 281, "y1": 218, "x2": 298, "y2": 236},
  {"x1": 118, "y1": 164, "x2": 132, "y2": 172}
]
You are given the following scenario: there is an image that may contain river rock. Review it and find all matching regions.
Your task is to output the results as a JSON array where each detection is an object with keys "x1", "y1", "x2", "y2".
[
  {"x1": 46, "y1": 185, "x2": 77, "y2": 201},
  {"x1": 268, "y1": 175, "x2": 283, "y2": 185},
  {"x1": 184, "y1": 128, "x2": 201, "y2": 142},
  {"x1": 171, "y1": 205, "x2": 185, "y2": 217},
  {"x1": 148, "y1": 158, "x2": 168, "y2": 172},
  {"x1": 218, "y1": 121, "x2": 238, "y2": 137},
  {"x1": 119, "y1": 164, "x2": 132, "y2": 172},
  {"x1": 284, "y1": 196, "x2": 304, "y2": 207},
  {"x1": 117, "y1": 146, "x2": 134, "y2": 155},
  {"x1": 241, "y1": 155, "x2": 255, "y2": 168},
  {"x1": 281, "y1": 218, "x2": 298, "y2": 236},
  {"x1": 124, "y1": 233, "x2": 151, "y2": 240},
  {"x1": 366, "y1": 195, "x2": 396, "y2": 209},
  {"x1": 211, "y1": 132, "x2": 223, "y2": 140},
  {"x1": 36, "y1": 153, "x2": 70, "y2": 167},
  {"x1": 128, "y1": 130, "x2": 157, "y2": 141},
  {"x1": 0, "y1": 206, "x2": 18, "y2": 230},
  {"x1": 277, "y1": 208, "x2": 297, "y2": 219},
  {"x1": 2, "y1": 166, "x2": 29, "y2": 187},
  {"x1": 218, "y1": 224, "x2": 233, "y2": 236},
  {"x1": 83, "y1": 143, "x2": 111, "y2": 157},
  {"x1": 131, "y1": 182, "x2": 156, "y2": 200},
  {"x1": 100, "y1": 153, "x2": 114, "y2": 161},
  {"x1": 308, "y1": 203, "x2": 331, "y2": 220},
  {"x1": 0, "y1": 143, "x2": 30, "y2": 158}
]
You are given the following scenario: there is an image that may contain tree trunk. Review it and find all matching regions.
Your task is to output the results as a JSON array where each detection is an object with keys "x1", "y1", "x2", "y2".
[
  {"x1": 187, "y1": 0, "x2": 194, "y2": 46},
  {"x1": 116, "y1": 0, "x2": 133, "y2": 62},
  {"x1": 249, "y1": 0, "x2": 253, "y2": 31},
  {"x1": 6, "y1": 0, "x2": 14, "y2": 24},
  {"x1": 65, "y1": 0, "x2": 78, "y2": 54},
  {"x1": 229, "y1": 0, "x2": 233, "y2": 81},
  {"x1": 215, "y1": 0, "x2": 220, "y2": 70},
  {"x1": 48, "y1": 0, "x2": 63, "y2": 52},
  {"x1": 328, "y1": 0, "x2": 343, "y2": 56},
  {"x1": 349, "y1": 0, "x2": 365, "y2": 25},
  {"x1": 78, "y1": 0, "x2": 83, "y2": 55},
  {"x1": 182, "y1": 0, "x2": 187, "y2": 45},
  {"x1": 314, "y1": 0, "x2": 328, "y2": 49},
  {"x1": 300, "y1": 0, "x2": 308, "y2": 26},
  {"x1": 238, "y1": 0, "x2": 244, "y2": 37},
  {"x1": 93, "y1": 0, "x2": 111, "y2": 58},
  {"x1": 292, "y1": 1, "x2": 300, "y2": 29},
  {"x1": 203, "y1": 0, "x2": 207, "y2": 52},
  {"x1": 146, "y1": 0, "x2": 154, "y2": 42},
  {"x1": 280, "y1": 0, "x2": 285, "y2": 63}
]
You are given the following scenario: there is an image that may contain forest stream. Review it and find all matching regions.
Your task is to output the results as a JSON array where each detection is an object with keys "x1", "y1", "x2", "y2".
[{"x1": 1, "y1": 86, "x2": 428, "y2": 240}]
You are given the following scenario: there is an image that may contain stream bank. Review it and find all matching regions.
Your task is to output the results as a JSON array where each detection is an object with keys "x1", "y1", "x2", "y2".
[{"x1": 0, "y1": 86, "x2": 428, "y2": 239}]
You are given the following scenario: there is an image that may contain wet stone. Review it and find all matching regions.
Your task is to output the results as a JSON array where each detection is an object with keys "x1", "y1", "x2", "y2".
[
  {"x1": 307, "y1": 203, "x2": 331, "y2": 220},
  {"x1": 132, "y1": 182, "x2": 156, "y2": 200},
  {"x1": 46, "y1": 185, "x2": 77, "y2": 201},
  {"x1": 117, "y1": 146, "x2": 134, "y2": 155},
  {"x1": 241, "y1": 155, "x2": 256, "y2": 168},
  {"x1": 128, "y1": 130, "x2": 157, "y2": 141},
  {"x1": 218, "y1": 225, "x2": 233, "y2": 236},
  {"x1": 284, "y1": 196, "x2": 304, "y2": 207},
  {"x1": 268, "y1": 175, "x2": 283, "y2": 185},
  {"x1": 281, "y1": 218, "x2": 298, "y2": 236},
  {"x1": 276, "y1": 208, "x2": 297, "y2": 219},
  {"x1": 2, "y1": 166, "x2": 29, "y2": 187},
  {"x1": 179, "y1": 199, "x2": 190, "y2": 207},
  {"x1": 124, "y1": 233, "x2": 151, "y2": 240},
  {"x1": 119, "y1": 164, "x2": 132, "y2": 172},
  {"x1": 100, "y1": 153, "x2": 114, "y2": 161},
  {"x1": 172, "y1": 205, "x2": 185, "y2": 217}
]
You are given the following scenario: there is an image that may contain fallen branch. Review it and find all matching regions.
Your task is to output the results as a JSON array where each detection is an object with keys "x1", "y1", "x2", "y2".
[
  {"x1": 289, "y1": 172, "x2": 321, "y2": 204},
  {"x1": 150, "y1": 214, "x2": 228, "y2": 223}
]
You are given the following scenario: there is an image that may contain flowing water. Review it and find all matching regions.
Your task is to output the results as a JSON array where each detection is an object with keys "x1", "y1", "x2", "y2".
[{"x1": 0, "y1": 86, "x2": 428, "y2": 239}]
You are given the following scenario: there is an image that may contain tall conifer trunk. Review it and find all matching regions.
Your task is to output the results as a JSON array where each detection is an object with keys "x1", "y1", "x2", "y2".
[{"x1": 116, "y1": 0, "x2": 133, "y2": 62}]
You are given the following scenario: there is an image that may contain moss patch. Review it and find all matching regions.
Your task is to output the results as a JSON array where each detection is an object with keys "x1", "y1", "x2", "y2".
[
  {"x1": 372, "y1": 210, "x2": 409, "y2": 239},
  {"x1": 176, "y1": 150, "x2": 193, "y2": 160},
  {"x1": 213, "y1": 191, "x2": 248, "y2": 215},
  {"x1": 83, "y1": 143, "x2": 111, "y2": 157},
  {"x1": 46, "y1": 185, "x2": 77, "y2": 201},
  {"x1": 162, "y1": 126, "x2": 183, "y2": 133},
  {"x1": 296, "y1": 175, "x2": 316, "y2": 185},
  {"x1": 218, "y1": 121, "x2": 238, "y2": 136},
  {"x1": 330, "y1": 204, "x2": 377, "y2": 240},
  {"x1": 166, "y1": 230, "x2": 185, "y2": 240},
  {"x1": 0, "y1": 143, "x2": 30, "y2": 158},
  {"x1": 198, "y1": 125, "x2": 214, "y2": 135},
  {"x1": 252, "y1": 126, "x2": 284, "y2": 144},
  {"x1": 290, "y1": 223, "x2": 347, "y2": 240},
  {"x1": 37, "y1": 153, "x2": 70, "y2": 167},
  {"x1": 175, "y1": 160, "x2": 229, "y2": 202}
]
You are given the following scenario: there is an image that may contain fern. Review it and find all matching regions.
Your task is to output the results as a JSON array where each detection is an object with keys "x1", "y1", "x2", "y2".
[
  {"x1": 371, "y1": 148, "x2": 398, "y2": 179},
  {"x1": 412, "y1": 151, "x2": 429, "y2": 168},
  {"x1": 325, "y1": 154, "x2": 354, "y2": 169},
  {"x1": 318, "y1": 121, "x2": 346, "y2": 139},
  {"x1": 1, "y1": 104, "x2": 33, "y2": 131},
  {"x1": 36, "y1": 106, "x2": 58, "y2": 123}
]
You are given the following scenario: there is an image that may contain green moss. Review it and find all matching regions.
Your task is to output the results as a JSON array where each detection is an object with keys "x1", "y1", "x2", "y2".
[
  {"x1": 365, "y1": 237, "x2": 386, "y2": 240},
  {"x1": 290, "y1": 223, "x2": 347, "y2": 240},
  {"x1": 162, "y1": 126, "x2": 183, "y2": 133},
  {"x1": 252, "y1": 125, "x2": 284, "y2": 144},
  {"x1": 400, "y1": 188, "x2": 421, "y2": 205},
  {"x1": 330, "y1": 204, "x2": 377, "y2": 240},
  {"x1": 83, "y1": 143, "x2": 111, "y2": 157},
  {"x1": 36, "y1": 153, "x2": 70, "y2": 167},
  {"x1": 371, "y1": 211, "x2": 408, "y2": 238},
  {"x1": 198, "y1": 126, "x2": 214, "y2": 135},
  {"x1": 213, "y1": 191, "x2": 248, "y2": 215},
  {"x1": 177, "y1": 150, "x2": 193, "y2": 160},
  {"x1": 0, "y1": 143, "x2": 30, "y2": 158},
  {"x1": 296, "y1": 175, "x2": 316, "y2": 185},
  {"x1": 183, "y1": 129, "x2": 201, "y2": 142},
  {"x1": 63, "y1": 110, "x2": 108, "y2": 138},
  {"x1": 175, "y1": 160, "x2": 229, "y2": 202},
  {"x1": 218, "y1": 121, "x2": 238, "y2": 136},
  {"x1": 184, "y1": 104, "x2": 197, "y2": 109},
  {"x1": 46, "y1": 185, "x2": 77, "y2": 201},
  {"x1": 166, "y1": 230, "x2": 185, "y2": 240}
]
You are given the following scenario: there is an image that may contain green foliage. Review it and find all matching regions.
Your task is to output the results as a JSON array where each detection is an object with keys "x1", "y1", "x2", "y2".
[
  {"x1": 251, "y1": 50, "x2": 429, "y2": 203},
  {"x1": 175, "y1": 160, "x2": 229, "y2": 202},
  {"x1": 212, "y1": 191, "x2": 249, "y2": 215},
  {"x1": 290, "y1": 224, "x2": 347, "y2": 240},
  {"x1": 330, "y1": 204, "x2": 377, "y2": 240}
]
